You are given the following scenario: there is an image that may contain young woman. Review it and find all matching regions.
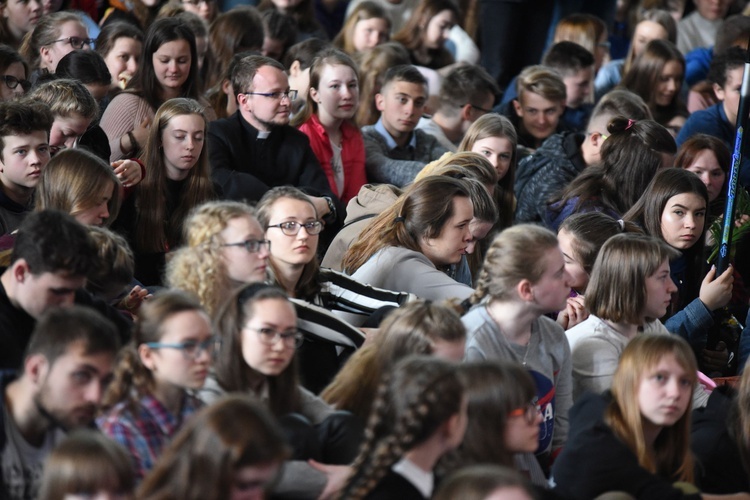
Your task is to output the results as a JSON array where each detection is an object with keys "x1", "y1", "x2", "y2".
[
  {"x1": 19, "y1": 12, "x2": 90, "y2": 78},
  {"x1": 546, "y1": 117, "x2": 676, "y2": 232},
  {"x1": 0, "y1": 45, "x2": 29, "y2": 101},
  {"x1": 343, "y1": 175, "x2": 474, "y2": 301},
  {"x1": 565, "y1": 233, "x2": 679, "y2": 400},
  {"x1": 100, "y1": 17, "x2": 215, "y2": 162},
  {"x1": 113, "y1": 97, "x2": 215, "y2": 286},
  {"x1": 138, "y1": 395, "x2": 289, "y2": 500},
  {"x1": 462, "y1": 224, "x2": 573, "y2": 462},
  {"x1": 391, "y1": 0, "x2": 458, "y2": 71},
  {"x1": 620, "y1": 38, "x2": 687, "y2": 133},
  {"x1": 204, "y1": 8, "x2": 264, "y2": 91},
  {"x1": 0, "y1": 0, "x2": 42, "y2": 49},
  {"x1": 458, "y1": 113, "x2": 518, "y2": 230},
  {"x1": 340, "y1": 356, "x2": 467, "y2": 499},
  {"x1": 551, "y1": 334, "x2": 750, "y2": 500},
  {"x1": 293, "y1": 49, "x2": 366, "y2": 205},
  {"x1": 166, "y1": 200, "x2": 270, "y2": 318},
  {"x1": 97, "y1": 291, "x2": 214, "y2": 480},
  {"x1": 38, "y1": 430, "x2": 135, "y2": 500},
  {"x1": 675, "y1": 133, "x2": 730, "y2": 219},
  {"x1": 334, "y1": 1, "x2": 391, "y2": 55},
  {"x1": 95, "y1": 21, "x2": 144, "y2": 96},
  {"x1": 322, "y1": 300, "x2": 466, "y2": 420},
  {"x1": 623, "y1": 168, "x2": 734, "y2": 354}
]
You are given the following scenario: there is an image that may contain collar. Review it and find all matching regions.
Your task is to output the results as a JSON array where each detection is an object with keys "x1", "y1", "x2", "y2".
[
  {"x1": 140, "y1": 393, "x2": 200, "y2": 437},
  {"x1": 309, "y1": 114, "x2": 356, "y2": 140},
  {"x1": 374, "y1": 118, "x2": 416, "y2": 150},
  {"x1": 392, "y1": 457, "x2": 433, "y2": 498}
]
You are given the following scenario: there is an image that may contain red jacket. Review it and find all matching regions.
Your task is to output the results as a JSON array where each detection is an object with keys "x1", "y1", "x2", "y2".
[{"x1": 298, "y1": 114, "x2": 366, "y2": 205}]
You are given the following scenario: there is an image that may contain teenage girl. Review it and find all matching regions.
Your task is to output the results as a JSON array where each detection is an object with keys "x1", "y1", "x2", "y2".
[
  {"x1": 19, "y1": 12, "x2": 89, "y2": 76},
  {"x1": 551, "y1": 334, "x2": 750, "y2": 500},
  {"x1": 391, "y1": 0, "x2": 458, "y2": 71},
  {"x1": 97, "y1": 291, "x2": 214, "y2": 480},
  {"x1": 675, "y1": 134, "x2": 730, "y2": 219},
  {"x1": 334, "y1": 1, "x2": 391, "y2": 56},
  {"x1": 462, "y1": 224, "x2": 573, "y2": 463},
  {"x1": 0, "y1": 45, "x2": 29, "y2": 101},
  {"x1": 293, "y1": 48, "x2": 366, "y2": 205},
  {"x1": 340, "y1": 356, "x2": 467, "y2": 499},
  {"x1": 95, "y1": 21, "x2": 144, "y2": 97}
]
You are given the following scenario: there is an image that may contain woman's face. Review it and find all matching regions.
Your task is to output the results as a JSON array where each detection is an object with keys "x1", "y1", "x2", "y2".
[
  {"x1": 41, "y1": 21, "x2": 89, "y2": 72},
  {"x1": 637, "y1": 353, "x2": 692, "y2": 431},
  {"x1": 220, "y1": 215, "x2": 270, "y2": 284},
  {"x1": 470, "y1": 136, "x2": 513, "y2": 180},
  {"x1": 240, "y1": 298, "x2": 298, "y2": 377},
  {"x1": 152, "y1": 39, "x2": 191, "y2": 96},
  {"x1": 230, "y1": 461, "x2": 282, "y2": 500},
  {"x1": 503, "y1": 399, "x2": 542, "y2": 453},
  {"x1": 3, "y1": 0, "x2": 42, "y2": 39},
  {"x1": 419, "y1": 195, "x2": 473, "y2": 267},
  {"x1": 654, "y1": 60, "x2": 683, "y2": 107},
  {"x1": 557, "y1": 228, "x2": 588, "y2": 292},
  {"x1": 643, "y1": 258, "x2": 677, "y2": 321},
  {"x1": 104, "y1": 36, "x2": 142, "y2": 90},
  {"x1": 529, "y1": 246, "x2": 571, "y2": 312},
  {"x1": 660, "y1": 192, "x2": 706, "y2": 250},
  {"x1": 423, "y1": 9, "x2": 455, "y2": 50},
  {"x1": 73, "y1": 181, "x2": 114, "y2": 227},
  {"x1": 684, "y1": 149, "x2": 726, "y2": 203},
  {"x1": 141, "y1": 310, "x2": 213, "y2": 390},
  {"x1": 264, "y1": 197, "x2": 319, "y2": 268},
  {"x1": 0, "y1": 61, "x2": 28, "y2": 101},
  {"x1": 351, "y1": 17, "x2": 389, "y2": 52},
  {"x1": 310, "y1": 63, "x2": 359, "y2": 122},
  {"x1": 632, "y1": 21, "x2": 669, "y2": 58},
  {"x1": 181, "y1": 0, "x2": 217, "y2": 22},
  {"x1": 49, "y1": 113, "x2": 92, "y2": 154},
  {"x1": 161, "y1": 112, "x2": 204, "y2": 181}
]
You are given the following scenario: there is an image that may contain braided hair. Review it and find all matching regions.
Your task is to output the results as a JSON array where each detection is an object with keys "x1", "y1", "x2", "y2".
[{"x1": 340, "y1": 356, "x2": 464, "y2": 499}]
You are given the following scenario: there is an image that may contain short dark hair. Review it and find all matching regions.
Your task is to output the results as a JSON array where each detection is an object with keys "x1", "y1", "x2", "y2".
[
  {"x1": 55, "y1": 50, "x2": 112, "y2": 86},
  {"x1": 0, "y1": 101, "x2": 53, "y2": 162},
  {"x1": 10, "y1": 210, "x2": 96, "y2": 277},
  {"x1": 382, "y1": 64, "x2": 427, "y2": 89},
  {"x1": 230, "y1": 55, "x2": 285, "y2": 97},
  {"x1": 542, "y1": 41, "x2": 595, "y2": 76},
  {"x1": 438, "y1": 64, "x2": 499, "y2": 111},
  {"x1": 262, "y1": 10, "x2": 297, "y2": 51},
  {"x1": 26, "y1": 305, "x2": 121, "y2": 365},
  {"x1": 282, "y1": 37, "x2": 330, "y2": 71},
  {"x1": 0, "y1": 45, "x2": 28, "y2": 77},
  {"x1": 708, "y1": 46, "x2": 745, "y2": 88}
]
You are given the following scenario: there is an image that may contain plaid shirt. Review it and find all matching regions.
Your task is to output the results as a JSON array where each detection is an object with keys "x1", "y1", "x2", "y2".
[{"x1": 97, "y1": 393, "x2": 202, "y2": 480}]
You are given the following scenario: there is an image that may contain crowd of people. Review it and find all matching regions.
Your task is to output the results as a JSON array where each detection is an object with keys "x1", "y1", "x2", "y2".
[{"x1": 2, "y1": 0, "x2": 750, "y2": 498}]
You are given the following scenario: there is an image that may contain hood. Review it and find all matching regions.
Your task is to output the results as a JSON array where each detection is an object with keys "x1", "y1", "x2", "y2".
[{"x1": 344, "y1": 184, "x2": 403, "y2": 224}]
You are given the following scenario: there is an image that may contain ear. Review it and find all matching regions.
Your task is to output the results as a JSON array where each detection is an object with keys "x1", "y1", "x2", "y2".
[
  {"x1": 289, "y1": 59, "x2": 302, "y2": 78},
  {"x1": 588, "y1": 131, "x2": 602, "y2": 148},
  {"x1": 138, "y1": 343, "x2": 157, "y2": 372},
  {"x1": 221, "y1": 78, "x2": 233, "y2": 97},
  {"x1": 39, "y1": 46, "x2": 53, "y2": 68},
  {"x1": 713, "y1": 82, "x2": 725, "y2": 101},
  {"x1": 237, "y1": 92, "x2": 250, "y2": 110},
  {"x1": 512, "y1": 98, "x2": 522, "y2": 117},
  {"x1": 375, "y1": 92, "x2": 385, "y2": 112},
  {"x1": 517, "y1": 278, "x2": 534, "y2": 302},
  {"x1": 12, "y1": 259, "x2": 29, "y2": 284},
  {"x1": 309, "y1": 86, "x2": 319, "y2": 104},
  {"x1": 24, "y1": 353, "x2": 49, "y2": 386},
  {"x1": 460, "y1": 103, "x2": 473, "y2": 121}
]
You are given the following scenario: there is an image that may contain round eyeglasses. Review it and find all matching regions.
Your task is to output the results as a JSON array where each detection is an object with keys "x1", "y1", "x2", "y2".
[
  {"x1": 266, "y1": 221, "x2": 323, "y2": 236},
  {"x1": 221, "y1": 239, "x2": 270, "y2": 254},
  {"x1": 245, "y1": 327, "x2": 304, "y2": 348},
  {"x1": 1, "y1": 75, "x2": 31, "y2": 92},
  {"x1": 144, "y1": 336, "x2": 218, "y2": 360}
]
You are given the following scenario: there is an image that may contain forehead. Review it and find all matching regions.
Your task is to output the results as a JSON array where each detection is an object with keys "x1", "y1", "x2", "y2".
[
  {"x1": 154, "y1": 39, "x2": 191, "y2": 57},
  {"x1": 111, "y1": 36, "x2": 141, "y2": 53},
  {"x1": 688, "y1": 149, "x2": 721, "y2": 168},
  {"x1": 49, "y1": 341, "x2": 115, "y2": 373},
  {"x1": 246, "y1": 297, "x2": 297, "y2": 322},
  {"x1": 253, "y1": 65, "x2": 288, "y2": 90},
  {"x1": 164, "y1": 112, "x2": 205, "y2": 132},
  {"x1": 2, "y1": 130, "x2": 48, "y2": 149},
  {"x1": 270, "y1": 196, "x2": 316, "y2": 218},
  {"x1": 725, "y1": 66, "x2": 744, "y2": 86},
  {"x1": 635, "y1": 20, "x2": 668, "y2": 39},
  {"x1": 222, "y1": 214, "x2": 263, "y2": 237},
  {"x1": 383, "y1": 80, "x2": 426, "y2": 98},
  {"x1": 661, "y1": 60, "x2": 683, "y2": 75},
  {"x1": 319, "y1": 63, "x2": 357, "y2": 82},
  {"x1": 31, "y1": 270, "x2": 86, "y2": 287},
  {"x1": 55, "y1": 113, "x2": 91, "y2": 134},
  {"x1": 665, "y1": 192, "x2": 706, "y2": 209},
  {"x1": 430, "y1": 9, "x2": 455, "y2": 22},
  {"x1": 519, "y1": 91, "x2": 561, "y2": 108},
  {"x1": 59, "y1": 20, "x2": 87, "y2": 36}
]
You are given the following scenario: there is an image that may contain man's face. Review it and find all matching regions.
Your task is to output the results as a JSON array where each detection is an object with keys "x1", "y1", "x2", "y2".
[
  {"x1": 716, "y1": 66, "x2": 743, "y2": 127},
  {"x1": 13, "y1": 262, "x2": 86, "y2": 319},
  {"x1": 238, "y1": 65, "x2": 292, "y2": 132},
  {"x1": 375, "y1": 80, "x2": 427, "y2": 137},
  {"x1": 513, "y1": 91, "x2": 564, "y2": 142},
  {"x1": 563, "y1": 67, "x2": 593, "y2": 109},
  {"x1": 33, "y1": 341, "x2": 114, "y2": 430},
  {"x1": 0, "y1": 131, "x2": 50, "y2": 191}
]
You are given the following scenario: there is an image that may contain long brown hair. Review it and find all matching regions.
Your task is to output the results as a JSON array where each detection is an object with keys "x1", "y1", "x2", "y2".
[
  {"x1": 391, "y1": 0, "x2": 458, "y2": 69},
  {"x1": 333, "y1": 1, "x2": 391, "y2": 55},
  {"x1": 135, "y1": 97, "x2": 215, "y2": 253}
]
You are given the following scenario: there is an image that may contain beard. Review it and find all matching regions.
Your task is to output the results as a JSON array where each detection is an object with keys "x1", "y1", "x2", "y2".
[{"x1": 34, "y1": 384, "x2": 96, "y2": 432}]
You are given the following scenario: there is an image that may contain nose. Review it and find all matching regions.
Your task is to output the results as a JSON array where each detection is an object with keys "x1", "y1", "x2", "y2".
[
  {"x1": 700, "y1": 173, "x2": 711, "y2": 186},
  {"x1": 667, "y1": 276, "x2": 678, "y2": 294},
  {"x1": 562, "y1": 269, "x2": 573, "y2": 288},
  {"x1": 99, "y1": 202, "x2": 109, "y2": 220},
  {"x1": 168, "y1": 60, "x2": 179, "y2": 72},
  {"x1": 127, "y1": 58, "x2": 137, "y2": 74},
  {"x1": 86, "y1": 381, "x2": 104, "y2": 404},
  {"x1": 30, "y1": 0, "x2": 41, "y2": 11},
  {"x1": 27, "y1": 148, "x2": 41, "y2": 165},
  {"x1": 684, "y1": 214, "x2": 696, "y2": 228}
]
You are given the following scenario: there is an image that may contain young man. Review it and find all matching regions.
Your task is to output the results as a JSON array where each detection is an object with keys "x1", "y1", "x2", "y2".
[
  {"x1": 362, "y1": 64, "x2": 449, "y2": 187},
  {"x1": 416, "y1": 64, "x2": 499, "y2": 151},
  {"x1": 1, "y1": 306, "x2": 120, "y2": 500},
  {"x1": 0, "y1": 210, "x2": 131, "y2": 370},
  {"x1": 677, "y1": 47, "x2": 750, "y2": 187},
  {"x1": 514, "y1": 89, "x2": 651, "y2": 224},
  {"x1": 0, "y1": 100, "x2": 53, "y2": 235},
  {"x1": 208, "y1": 55, "x2": 340, "y2": 224},
  {"x1": 501, "y1": 65, "x2": 567, "y2": 151}
]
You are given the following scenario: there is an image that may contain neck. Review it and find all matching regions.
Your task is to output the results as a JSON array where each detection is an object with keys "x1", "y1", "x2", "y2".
[
  {"x1": 486, "y1": 298, "x2": 537, "y2": 344},
  {"x1": 602, "y1": 319, "x2": 640, "y2": 340},
  {"x1": 641, "y1": 417, "x2": 662, "y2": 449},
  {"x1": 242, "y1": 110, "x2": 271, "y2": 133},
  {"x1": 5, "y1": 379, "x2": 50, "y2": 447},
  {"x1": 151, "y1": 380, "x2": 185, "y2": 416},
  {"x1": 160, "y1": 86, "x2": 181, "y2": 102},
  {"x1": 273, "y1": 260, "x2": 303, "y2": 298},
  {"x1": 383, "y1": 120, "x2": 412, "y2": 148},
  {"x1": 403, "y1": 438, "x2": 443, "y2": 473},
  {"x1": 431, "y1": 112, "x2": 463, "y2": 143},
  {"x1": 0, "y1": 181, "x2": 33, "y2": 206},
  {"x1": 1, "y1": 268, "x2": 20, "y2": 308},
  {"x1": 318, "y1": 113, "x2": 344, "y2": 144}
]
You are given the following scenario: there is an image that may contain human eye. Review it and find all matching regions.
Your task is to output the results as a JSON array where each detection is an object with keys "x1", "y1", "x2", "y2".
[
  {"x1": 330, "y1": 83, "x2": 340, "y2": 89},
  {"x1": 72, "y1": 370, "x2": 93, "y2": 385},
  {"x1": 397, "y1": 96, "x2": 408, "y2": 104},
  {"x1": 499, "y1": 153, "x2": 512, "y2": 160},
  {"x1": 679, "y1": 377, "x2": 692, "y2": 387},
  {"x1": 673, "y1": 209, "x2": 684, "y2": 216},
  {"x1": 281, "y1": 221, "x2": 298, "y2": 230},
  {"x1": 178, "y1": 57, "x2": 189, "y2": 64},
  {"x1": 180, "y1": 339, "x2": 199, "y2": 353},
  {"x1": 652, "y1": 373, "x2": 666, "y2": 383},
  {"x1": 696, "y1": 210, "x2": 706, "y2": 218},
  {"x1": 479, "y1": 149, "x2": 492, "y2": 157},
  {"x1": 14, "y1": 149, "x2": 26, "y2": 156},
  {"x1": 174, "y1": 134, "x2": 186, "y2": 140},
  {"x1": 38, "y1": 146, "x2": 49, "y2": 154}
]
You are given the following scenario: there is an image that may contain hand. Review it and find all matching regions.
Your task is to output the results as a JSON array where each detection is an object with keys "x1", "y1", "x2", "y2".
[
  {"x1": 131, "y1": 117, "x2": 151, "y2": 150},
  {"x1": 702, "y1": 341, "x2": 729, "y2": 374},
  {"x1": 699, "y1": 265, "x2": 734, "y2": 311},
  {"x1": 556, "y1": 296, "x2": 588, "y2": 330},
  {"x1": 308, "y1": 196, "x2": 331, "y2": 220},
  {"x1": 308, "y1": 460, "x2": 352, "y2": 500},
  {"x1": 118, "y1": 285, "x2": 151, "y2": 313},
  {"x1": 112, "y1": 159, "x2": 142, "y2": 187}
]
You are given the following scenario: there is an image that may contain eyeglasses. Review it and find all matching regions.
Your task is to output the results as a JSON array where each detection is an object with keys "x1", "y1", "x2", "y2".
[
  {"x1": 145, "y1": 336, "x2": 218, "y2": 360},
  {"x1": 221, "y1": 239, "x2": 271, "y2": 254},
  {"x1": 240, "y1": 90, "x2": 298, "y2": 102},
  {"x1": 245, "y1": 326, "x2": 304, "y2": 348},
  {"x1": 509, "y1": 398, "x2": 541, "y2": 424},
  {"x1": 1, "y1": 75, "x2": 31, "y2": 92},
  {"x1": 467, "y1": 103, "x2": 492, "y2": 114},
  {"x1": 267, "y1": 220, "x2": 323, "y2": 236},
  {"x1": 51, "y1": 36, "x2": 96, "y2": 49}
]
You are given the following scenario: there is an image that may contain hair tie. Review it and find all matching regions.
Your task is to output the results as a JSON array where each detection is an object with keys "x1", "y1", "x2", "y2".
[
  {"x1": 625, "y1": 118, "x2": 636, "y2": 130},
  {"x1": 617, "y1": 219, "x2": 625, "y2": 231},
  {"x1": 394, "y1": 216, "x2": 406, "y2": 223}
]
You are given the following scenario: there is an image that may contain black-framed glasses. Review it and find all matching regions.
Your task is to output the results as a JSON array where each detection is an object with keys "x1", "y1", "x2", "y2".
[
  {"x1": 267, "y1": 220, "x2": 323, "y2": 236},
  {"x1": 2, "y1": 75, "x2": 31, "y2": 92},
  {"x1": 245, "y1": 326, "x2": 304, "y2": 348},
  {"x1": 51, "y1": 36, "x2": 95, "y2": 49},
  {"x1": 467, "y1": 103, "x2": 491, "y2": 114},
  {"x1": 145, "y1": 336, "x2": 218, "y2": 360},
  {"x1": 240, "y1": 90, "x2": 298, "y2": 102},
  {"x1": 509, "y1": 398, "x2": 541, "y2": 424},
  {"x1": 221, "y1": 239, "x2": 270, "y2": 254}
]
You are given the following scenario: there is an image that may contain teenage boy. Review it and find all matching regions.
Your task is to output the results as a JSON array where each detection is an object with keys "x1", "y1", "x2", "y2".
[
  {"x1": 0, "y1": 101, "x2": 53, "y2": 234},
  {"x1": 416, "y1": 64, "x2": 500, "y2": 151},
  {"x1": 515, "y1": 89, "x2": 651, "y2": 223},
  {"x1": 362, "y1": 64, "x2": 449, "y2": 187},
  {"x1": 677, "y1": 47, "x2": 750, "y2": 187},
  {"x1": 1, "y1": 306, "x2": 120, "y2": 500}
]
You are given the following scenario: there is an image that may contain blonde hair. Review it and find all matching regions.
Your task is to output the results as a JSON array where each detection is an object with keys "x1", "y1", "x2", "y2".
[
  {"x1": 553, "y1": 13, "x2": 607, "y2": 57},
  {"x1": 27, "y1": 78, "x2": 99, "y2": 120},
  {"x1": 415, "y1": 151, "x2": 498, "y2": 186},
  {"x1": 516, "y1": 65, "x2": 566, "y2": 103},
  {"x1": 333, "y1": 1, "x2": 391, "y2": 55}
]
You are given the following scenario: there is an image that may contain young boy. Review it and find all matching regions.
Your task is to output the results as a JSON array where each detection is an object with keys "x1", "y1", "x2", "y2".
[
  {"x1": 362, "y1": 64, "x2": 449, "y2": 186},
  {"x1": 0, "y1": 100, "x2": 53, "y2": 234},
  {"x1": 542, "y1": 41, "x2": 596, "y2": 132}
]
